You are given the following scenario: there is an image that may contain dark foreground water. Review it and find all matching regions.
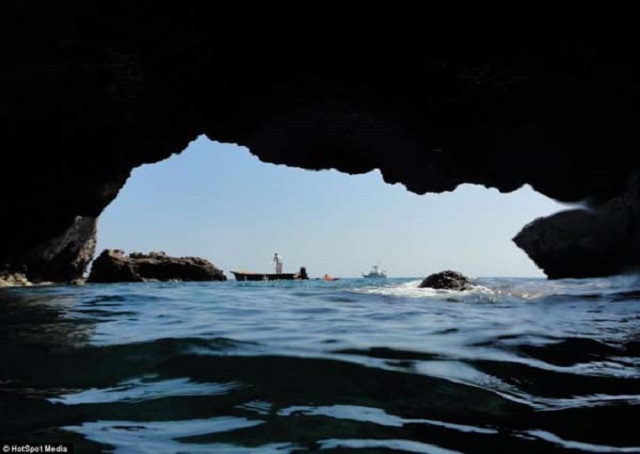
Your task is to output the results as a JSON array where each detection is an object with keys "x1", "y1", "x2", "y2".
[{"x1": 1, "y1": 277, "x2": 639, "y2": 453}]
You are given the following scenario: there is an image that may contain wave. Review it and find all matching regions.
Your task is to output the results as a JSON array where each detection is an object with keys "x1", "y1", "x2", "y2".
[
  {"x1": 351, "y1": 279, "x2": 497, "y2": 301},
  {"x1": 3, "y1": 276, "x2": 640, "y2": 451}
]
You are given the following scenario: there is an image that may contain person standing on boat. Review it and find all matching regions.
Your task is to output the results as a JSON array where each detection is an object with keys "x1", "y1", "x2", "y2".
[{"x1": 273, "y1": 253, "x2": 283, "y2": 274}]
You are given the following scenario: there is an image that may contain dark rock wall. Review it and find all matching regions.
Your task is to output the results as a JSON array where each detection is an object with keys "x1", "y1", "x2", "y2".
[
  {"x1": 4, "y1": 4, "x2": 639, "y2": 280},
  {"x1": 514, "y1": 173, "x2": 640, "y2": 279},
  {"x1": 23, "y1": 216, "x2": 98, "y2": 283}
]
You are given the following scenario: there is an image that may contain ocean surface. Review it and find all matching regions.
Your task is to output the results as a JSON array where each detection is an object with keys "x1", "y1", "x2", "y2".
[{"x1": 1, "y1": 276, "x2": 639, "y2": 453}]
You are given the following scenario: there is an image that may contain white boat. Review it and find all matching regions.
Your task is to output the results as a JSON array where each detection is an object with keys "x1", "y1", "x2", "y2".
[{"x1": 362, "y1": 265, "x2": 387, "y2": 278}]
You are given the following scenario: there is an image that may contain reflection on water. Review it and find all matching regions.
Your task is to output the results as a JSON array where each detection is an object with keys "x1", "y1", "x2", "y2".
[{"x1": 1, "y1": 277, "x2": 639, "y2": 452}]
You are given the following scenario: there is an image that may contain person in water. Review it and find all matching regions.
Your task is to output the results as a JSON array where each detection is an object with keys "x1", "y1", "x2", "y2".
[
  {"x1": 296, "y1": 267, "x2": 309, "y2": 280},
  {"x1": 273, "y1": 253, "x2": 283, "y2": 274}
]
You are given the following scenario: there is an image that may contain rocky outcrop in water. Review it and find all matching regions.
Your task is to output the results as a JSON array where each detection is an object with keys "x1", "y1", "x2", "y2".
[
  {"x1": 514, "y1": 174, "x2": 640, "y2": 279},
  {"x1": 88, "y1": 250, "x2": 227, "y2": 283},
  {"x1": 0, "y1": 272, "x2": 31, "y2": 288},
  {"x1": 3, "y1": 4, "x2": 639, "y2": 280},
  {"x1": 419, "y1": 271, "x2": 472, "y2": 290}
]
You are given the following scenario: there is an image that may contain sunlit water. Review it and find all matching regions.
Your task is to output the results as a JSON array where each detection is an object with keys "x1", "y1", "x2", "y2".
[{"x1": 1, "y1": 277, "x2": 639, "y2": 453}]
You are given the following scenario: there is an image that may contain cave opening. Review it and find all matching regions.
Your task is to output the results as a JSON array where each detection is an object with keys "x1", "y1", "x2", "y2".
[{"x1": 95, "y1": 136, "x2": 564, "y2": 279}]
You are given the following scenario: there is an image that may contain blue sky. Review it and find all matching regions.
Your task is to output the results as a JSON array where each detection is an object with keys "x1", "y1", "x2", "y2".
[{"x1": 96, "y1": 136, "x2": 565, "y2": 278}]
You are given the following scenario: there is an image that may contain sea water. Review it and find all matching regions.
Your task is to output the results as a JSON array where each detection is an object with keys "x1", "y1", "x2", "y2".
[{"x1": 1, "y1": 277, "x2": 639, "y2": 453}]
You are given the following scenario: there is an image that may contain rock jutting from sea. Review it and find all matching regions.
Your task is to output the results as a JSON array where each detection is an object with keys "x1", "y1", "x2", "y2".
[
  {"x1": 513, "y1": 173, "x2": 640, "y2": 279},
  {"x1": 88, "y1": 250, "x2": 227, "y2": 283},
  {"x1": 419, "y1": 271, "x2": 473, "y2": 290},
  {"x1": 0, "y1": 272, "x2": 31, "y2": 288}
]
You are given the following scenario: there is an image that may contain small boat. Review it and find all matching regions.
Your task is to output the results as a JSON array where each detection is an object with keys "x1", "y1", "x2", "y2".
[
  {"x1": 362, "y1": 265, "x2": 387, "y2": 278},
  {"x1": 231, "y1": 271, "x2": 298, "y2": 281}
]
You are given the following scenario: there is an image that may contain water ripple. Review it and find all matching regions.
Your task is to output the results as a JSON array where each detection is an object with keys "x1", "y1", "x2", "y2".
[{"x1": 2, "y1": 277, "x2": 639, "y2": 451}]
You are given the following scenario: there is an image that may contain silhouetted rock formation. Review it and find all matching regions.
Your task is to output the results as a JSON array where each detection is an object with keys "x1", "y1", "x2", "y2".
[
  {"x1": 24, "y1": 216, "x2": 97, "y2": 283},
  {"x1": 514, "y1": 174, "x2": 640, "y2": 279},
  {"x1": 88, "y1": 250, "x2": 226, "y2": 283},
  {"x1": 3, "y1": 4, "x2": 639, "y2": 280},
  {"x1": 419, "y1": 271, "x2": 472, "y2": 290}
]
